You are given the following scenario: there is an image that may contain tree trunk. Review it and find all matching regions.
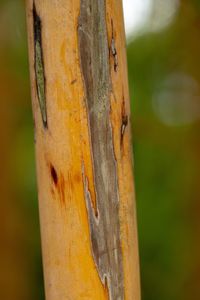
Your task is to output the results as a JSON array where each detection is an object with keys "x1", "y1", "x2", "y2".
[{"x1": 26, "y1": 0, "x2": 140, "y2": 299}]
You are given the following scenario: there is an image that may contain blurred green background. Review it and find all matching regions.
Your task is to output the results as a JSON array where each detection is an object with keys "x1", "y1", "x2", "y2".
[{"x1": 0, "y1": 0, "x2": 200, "y2": 299}]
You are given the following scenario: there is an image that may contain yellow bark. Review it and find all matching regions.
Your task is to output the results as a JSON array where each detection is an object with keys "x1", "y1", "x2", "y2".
[{"x1": 26, "y1": 0, "x2": 140, "y2": 299}]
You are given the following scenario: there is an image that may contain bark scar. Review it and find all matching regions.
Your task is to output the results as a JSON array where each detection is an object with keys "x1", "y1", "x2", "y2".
[
  {"x1": 78, "y1": 1, "x2": 124, "y2": 299},
  {"x1": 120, "y1": 95, "x2": 129, "y2": 147},
  {"x1": 50, "y1": 164, "x2": 58, "y2": 185},
  {"x1": 121, "y1": 115, "x2": 128, "y2": 146},
  {"x1": 33, "y1": 2, "x2": 47, "y2": 128},
  {"x1": 49, "y1": 164, "x2": 66, "y2": 206},
  {"x1": 120, "y1": 96, "x2": 128, "y2": 148},
  {"x1": 111, "y1": 19, "x2": 118, "y2": 72}
]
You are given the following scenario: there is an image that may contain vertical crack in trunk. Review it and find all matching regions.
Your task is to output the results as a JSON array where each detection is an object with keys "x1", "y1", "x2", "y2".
[
  {"x1": 78, "y1": 1, "x2": 124, "y2": 299},
  {"x1": 33, "y1": 2, "x2": 47, "y2": 128}
]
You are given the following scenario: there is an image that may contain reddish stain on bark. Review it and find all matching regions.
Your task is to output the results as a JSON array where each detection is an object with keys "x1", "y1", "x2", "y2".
[
  {"x1": 71, "y1": 79, "x2": 77, "y2": 84},
  {"x1": 50, "y1": 164, "x2": 58, "y2": 185},
  {"x1": 50, "y1": 164, "x2": 65, "y2": 206},
  {"x1": 74, "y1": 172, "x2": 81, "y2": 184}
]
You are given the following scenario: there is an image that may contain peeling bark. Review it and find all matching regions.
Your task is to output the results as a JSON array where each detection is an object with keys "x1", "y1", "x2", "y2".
[
  {"x1": 78, "y1": 1, "x2": 124, "y2": 299},
  {"x1": 33, "y1": 2, "x2": 47, "y2": 128}
]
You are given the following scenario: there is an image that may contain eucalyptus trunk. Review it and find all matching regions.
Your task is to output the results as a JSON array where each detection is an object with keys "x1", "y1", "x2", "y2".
[{"x1": 26, "y1": 0, "x2": 140, "y2": 299}]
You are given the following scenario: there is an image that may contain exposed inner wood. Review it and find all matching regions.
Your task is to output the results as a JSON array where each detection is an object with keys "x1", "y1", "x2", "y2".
[
  {"x1": 78, "y1": 1, "x2": 124, "y2": 299},
  {"x1": 33, "y1": 2, "x2": 47, "y2": 128}
]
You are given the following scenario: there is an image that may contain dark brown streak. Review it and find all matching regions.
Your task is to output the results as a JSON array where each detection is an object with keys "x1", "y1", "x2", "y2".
[
  {"x1": 71, "y1": 79, "x2": 77, "y2": 85},
  {"x1": 78, "y1": 1, "x2": 124, "y2": 299},
  {"x1": 110, "y1": 19, "x2": 118, "y2": 72},
  {"x1": 33, "y1": 2, "x2": 47, "y2": 128},
  {"x1": 120, "y1": 97, "x2": 128, "y2": 148},
  {"x1": 50, "y1": 164, "x2": 58, "y2": 185},
  {"x1": 50, "y1": 164, "x2": 65, "y2": 206}
]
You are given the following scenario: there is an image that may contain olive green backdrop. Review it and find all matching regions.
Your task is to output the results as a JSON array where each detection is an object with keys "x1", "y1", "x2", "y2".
[{"x1": 0, "y1": 1, "x2": 200, "y2": 299}]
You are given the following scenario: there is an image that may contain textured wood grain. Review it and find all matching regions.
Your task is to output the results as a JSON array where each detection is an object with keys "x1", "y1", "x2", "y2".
[
  {"x1": 26, "y1": 0, "x2": 140, "y2": 299},
  {"x1": 78, "y1": 1, "x2": 124, "y2": 298}
]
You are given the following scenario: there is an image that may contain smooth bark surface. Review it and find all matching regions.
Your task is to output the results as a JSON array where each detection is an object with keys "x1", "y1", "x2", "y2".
[{"x1": 26, "y1": 0, "x2": 140, "y2": 299}]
